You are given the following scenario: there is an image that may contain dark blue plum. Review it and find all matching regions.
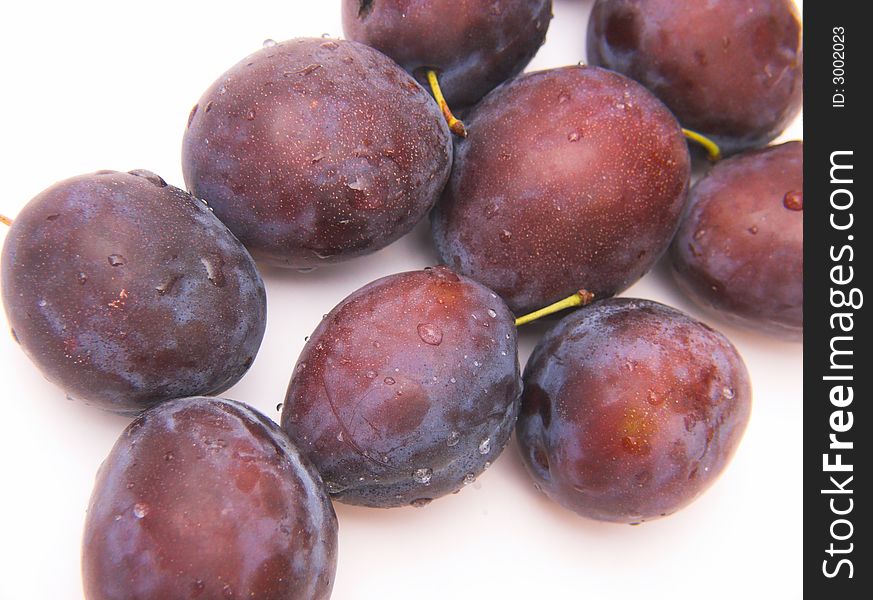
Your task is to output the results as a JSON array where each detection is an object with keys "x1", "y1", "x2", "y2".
[
  {"x1": 517, "y1": 299, "x2": 751, "y2": 523},
  {"x1": 182, "y1": 38, "x2": 452, "y2": 269},
  {"x1": 1, "y1": 170, "x2": 266, "y2": 414},
  {"x1": 281, "y1": 266, "x2": 520, "y2": 508}
]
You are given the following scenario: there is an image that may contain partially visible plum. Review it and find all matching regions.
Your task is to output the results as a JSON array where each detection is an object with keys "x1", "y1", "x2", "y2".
[
  {"x1": 517, "y1": 299, "x2": 751, "y2": 523},
  {"x1": 670, "y1": 141, "x2": 803, "y2": 339},
  {"x1": 281, "y1": 266, "x2": 520, "y2": 508},
  {"x1": 1, "y1": 171, "x2": 266, "y2": 414},
  {"x1": 431, "y1": 66, "x2": 690, "y2": 314},
  {"x1": 342, "y1": 0, "x2": 553, "y2": 109},
  {"x1": 182, "y1": 38, "x2": 452, "y2": 269},
  {"x1": 82, "y1": 397, "x2": 338, "y2": 600},
  {"x1": 587, "y1": 0, "x2": 803, "y2": 154}
]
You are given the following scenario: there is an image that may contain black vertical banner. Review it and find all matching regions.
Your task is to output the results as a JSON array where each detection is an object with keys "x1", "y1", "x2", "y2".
[{"x1": 804, "y1": 2, "x2": 869, "y2": 597}]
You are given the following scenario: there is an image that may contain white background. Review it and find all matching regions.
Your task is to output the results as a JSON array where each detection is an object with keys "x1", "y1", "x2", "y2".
[{"x1": 0, "y1": 1, "x2": 803, "y2": 599}]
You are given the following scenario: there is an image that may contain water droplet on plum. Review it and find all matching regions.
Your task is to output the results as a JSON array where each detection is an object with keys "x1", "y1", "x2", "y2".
[
  {"x1": 417, "y1": 323, "x2": 443, "y2": 345},
  {"x1": 783, "y1": 190, "x2": 803, "y2": 211},
  {"x1": 413, "y1": 468, "x2": 433, "y2": 485}
]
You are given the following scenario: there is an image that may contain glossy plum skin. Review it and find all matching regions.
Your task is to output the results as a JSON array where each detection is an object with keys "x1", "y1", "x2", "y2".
[
  {"x1": 182, "y1": 38, "x2": 452, "y2": 269},
  {"x1": 432, "y1": 66, "x2": 690, "y2": 315},
  {"x1": 1, "y1": 171, "x2": 266, "y2": 414},
  {"x1": 670, "y1": 142, "x2": 803, "y2": 339},
  {"x1": 342, "y1": 0, "x2": 553, "y2": 109},
  {"x1": 517, "y1": 299, "x2": 751, "y2": 524},
  {"x1": 587, "y1": 0, "x2": 803, "y2": 155},
  {"x1": 281, "y1": 267, "x2": 520, "y2": 508},
  {"x1": 82, "y1": 397, "x2": 338, "y2": 600}
]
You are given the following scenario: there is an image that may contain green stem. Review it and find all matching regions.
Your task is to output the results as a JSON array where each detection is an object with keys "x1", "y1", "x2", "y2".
[
  {"x1": 426, "y1": 69, "x2": 467, "y2": 138},
  {"x1": 515, "y1": 290, "x2": 595, "y2": 327},
  {"x1": 682, "y1": 128, "x2": 722, "y2": 162}
]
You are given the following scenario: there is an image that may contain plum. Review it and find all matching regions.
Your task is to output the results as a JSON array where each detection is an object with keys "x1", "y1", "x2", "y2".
[
  {"x1": 587, "y1": 0, "x2": 803, "y2": 154},
  {"x1": 1, "y1": 171, "x2": 266, "y2": 414},
  {"x1": 342, "y1": 0, "x2": 553, "y2": 110},
  {"x1": 281, "y1": 266, "x2": 520, "y2": 508},
  {"x1": 670, "y1": 141, "x2": 803, "y2": 339},
  {"x1": 431, "y1": 65, "x2": 690, "y2": 315},
  {"x1": 82, "y1": 397, "x2": 338, "y2": 599},
  {"x1": 182, "y1": 38, "x2": 452, "y2": 269},
  {"x1": 517, "y1": 298, "x2": 751, "y2": 523}
]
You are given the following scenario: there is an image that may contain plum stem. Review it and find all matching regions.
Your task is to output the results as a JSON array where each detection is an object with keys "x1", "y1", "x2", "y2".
[
  {"x1": 426, "y1": 69, "x2": 467, "y2": 138},
  {"x1": 0, "y1": 215, "x2": 12, "y2": 227},
  {"x1": 682, "y1": 128, "x2": 722, "y2": 162},
  {"x1": 515, "y1": 290, "x2": 595, "y2": 327}
]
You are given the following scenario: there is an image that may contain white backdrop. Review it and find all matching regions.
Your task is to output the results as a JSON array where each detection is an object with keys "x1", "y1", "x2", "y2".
[{"x1": 0, "y1": 1, "x2": 803, "y2": 599}]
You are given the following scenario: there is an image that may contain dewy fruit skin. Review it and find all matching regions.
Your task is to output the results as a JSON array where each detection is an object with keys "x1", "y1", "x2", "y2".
[
  {"x1": 670, "y1": 141, "x2": 803, "y2": 338},
  {"x1": 432, "y1": 65, "x2": 691, "y2": 314}
]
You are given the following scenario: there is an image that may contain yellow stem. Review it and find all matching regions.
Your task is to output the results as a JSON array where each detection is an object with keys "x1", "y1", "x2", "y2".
[
  {"x1": 426, "y1": 69, "x2": 467, "y2": 138},
  {"x1": 0, "y1": 215, "x2": 12, "y2": 227},
  {"x1": 515, "y1": 290, "x2": 595, "y2": 327},
  {"x1": 682, "y1": 128, "x2": 721, "y2": 162}
]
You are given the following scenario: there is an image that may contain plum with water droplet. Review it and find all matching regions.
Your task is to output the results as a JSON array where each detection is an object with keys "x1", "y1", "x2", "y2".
[
  {"x1": 517, "y1": 298, "x2": 751, "y2": 523},
  {"x1": 341, "y1": 1, "x2": 552, "y2": 109},
  {"x1": 431, "y1": 65, "x2": 690, "y2": 314},
  {"x1": 670, "y1": 141, "x2": 803, "y2": 339},
  {"x1": 587, "y1": 0, "x2": 802, "y2": 154},
  {"x1": 280, "y1": 266, "x2": 520, "y2": 507},
  {"x1": 182, "y1": 37, "x2": 452, "y2": 269},
  {"x1": 82, "y1": 397, "x2": 338, "y2": 599},
  {"x1": 1, "y1": 170, "x2": 266, "y2": 413}
]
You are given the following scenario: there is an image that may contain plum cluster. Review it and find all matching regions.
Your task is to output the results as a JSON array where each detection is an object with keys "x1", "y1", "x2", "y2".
[{"x1": 1, "y1": 1, "x2": 802, "y2": 598}]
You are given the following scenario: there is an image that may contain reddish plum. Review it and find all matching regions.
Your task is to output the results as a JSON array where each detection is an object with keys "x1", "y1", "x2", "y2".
[
  {"x1": 82, "y1": 397, "x2": 338, "y2": 600},
  {"x1": 281, "y1": 267, "x2": 520, "y2": 508},
  {"x1": 432, "y1": 66, "x2": 690, "y2": 314},
  {"x1": 517, "y1": 299, "x2": 751, "y2": 523}
]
